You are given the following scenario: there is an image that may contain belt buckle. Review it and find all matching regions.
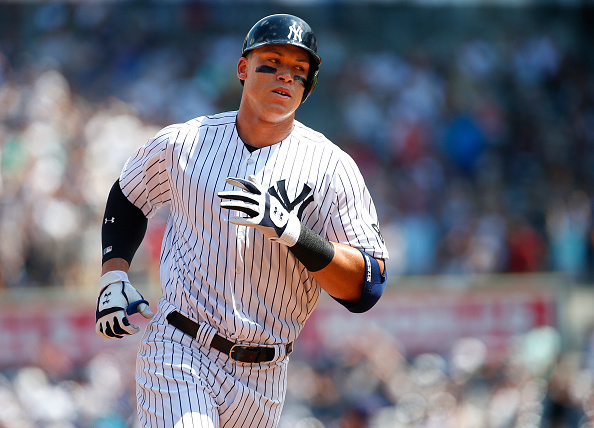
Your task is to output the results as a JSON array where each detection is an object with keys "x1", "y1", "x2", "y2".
[{"x1": 230, "y1": 344, "x2": 256, "y2": 363}]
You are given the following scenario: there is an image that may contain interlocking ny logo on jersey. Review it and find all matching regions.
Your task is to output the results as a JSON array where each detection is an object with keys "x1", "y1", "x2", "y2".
[
  {"x1": 269, "y1": 180, "x2": 313, "y2": 221},
  {"x1": 288, "y1": 23, "x2": 303, "y2": 43}
]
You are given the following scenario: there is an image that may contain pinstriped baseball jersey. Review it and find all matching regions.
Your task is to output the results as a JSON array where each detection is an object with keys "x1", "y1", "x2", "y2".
[{"x1": 119, "y1": 110, "x2": 389, "y2": 346}]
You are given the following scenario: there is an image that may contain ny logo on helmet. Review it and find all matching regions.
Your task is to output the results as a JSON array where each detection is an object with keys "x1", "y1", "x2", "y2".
[{"x1": 288, "y1": 23, "x2": 303, "y2": 43}]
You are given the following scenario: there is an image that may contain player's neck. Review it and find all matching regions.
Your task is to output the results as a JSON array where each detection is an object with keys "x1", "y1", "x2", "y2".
[{"x1": 236, "y1": 109, "x2": 295, "y2": 149}]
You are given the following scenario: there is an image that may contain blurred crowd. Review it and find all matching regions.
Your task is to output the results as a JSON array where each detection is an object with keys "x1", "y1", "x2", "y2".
[
  {"x1": 352, "y1": 27, "x2": 594, "y2": 281},
  {"x1": 1, "y1": 4, "x2": 593, "y2": 288},
  {"x1": 280, "y1": 326, "x2": 594, "y2": 428},
  {"x1": 1, "y1": 325, "x2": 594, "y2": 428}
]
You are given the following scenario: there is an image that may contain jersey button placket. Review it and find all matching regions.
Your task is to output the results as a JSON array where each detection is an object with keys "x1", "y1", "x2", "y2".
[
  {"x1": 239, "y1": 154, "x2": 255, "y2": 178},
  {"x1": 235, "y1": 228, "x2": 245, "y2": 277}
]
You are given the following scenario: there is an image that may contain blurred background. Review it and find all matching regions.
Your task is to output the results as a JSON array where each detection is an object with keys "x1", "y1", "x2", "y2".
[{"x1": 0, "y1": 0, "x2": 593, "y2": 427}]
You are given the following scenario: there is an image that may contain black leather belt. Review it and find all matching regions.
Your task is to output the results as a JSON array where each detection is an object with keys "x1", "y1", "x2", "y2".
[{"x1": 166, "y1": 311, "x2": 293, "y2": 364}]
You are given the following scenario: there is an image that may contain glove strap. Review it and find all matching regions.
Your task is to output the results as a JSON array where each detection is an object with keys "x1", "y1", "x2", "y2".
[
  {"x1": 98, "y1": 270, "x2": 130, "y2": 291},
  {"x1": 277, "y1": 215, "x2": 302, "y2": 247},
  {"x1": 126, "y1": 299, "x2": 150, "y2": 315}
]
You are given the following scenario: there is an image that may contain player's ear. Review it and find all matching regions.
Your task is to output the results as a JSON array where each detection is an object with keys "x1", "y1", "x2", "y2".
[{"x1": 237, "y1": 57, "x2": 248, "y2": 82}]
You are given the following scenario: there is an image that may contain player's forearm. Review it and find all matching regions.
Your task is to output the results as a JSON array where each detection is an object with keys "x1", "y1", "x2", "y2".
[
  {"x1": 310, "y1": 242, "x2": 384, "y2": 303},
  {"x1": 285, "y1": 221, "x2": 386, "y2": 307},
  {"x1": 102, "y1": 257, "x2": 130, "y2": 276}
]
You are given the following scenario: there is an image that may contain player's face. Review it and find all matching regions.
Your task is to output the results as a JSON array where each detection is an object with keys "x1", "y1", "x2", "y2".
[{"x1": 239, "y1": 44, "x2": 310, "y2": 122}]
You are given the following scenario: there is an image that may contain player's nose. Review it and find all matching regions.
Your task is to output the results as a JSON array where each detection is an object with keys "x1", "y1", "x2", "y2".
[{"x1": 277, "y1": 66, "x2": 293, "y2": 83}]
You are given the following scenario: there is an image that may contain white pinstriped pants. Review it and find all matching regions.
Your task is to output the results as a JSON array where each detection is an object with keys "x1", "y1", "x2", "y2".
[{"x1": 135, "y1": 312, "x2": 289, "y2": 428}]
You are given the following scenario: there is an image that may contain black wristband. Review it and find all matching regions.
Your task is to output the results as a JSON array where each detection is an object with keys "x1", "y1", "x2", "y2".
[{"x1": 289, "y1": 225, "x2": 335, "y2": 272}]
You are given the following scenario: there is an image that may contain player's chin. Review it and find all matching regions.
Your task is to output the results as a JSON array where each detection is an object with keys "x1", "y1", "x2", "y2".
[
  {"x1": 261, "y1": 99, "x2": 299, "y2": 119},
  {"x1": 265, "y1": 92, "x2": 295, "y2": 108},
  {"x1": 261, "y1": 106, "x2": 298, "y2": 124}
]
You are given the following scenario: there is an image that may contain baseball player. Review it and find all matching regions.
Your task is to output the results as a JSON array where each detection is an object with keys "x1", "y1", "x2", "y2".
[{"x1": 95, "y1": 14, "x2": 389, "y2": 428}]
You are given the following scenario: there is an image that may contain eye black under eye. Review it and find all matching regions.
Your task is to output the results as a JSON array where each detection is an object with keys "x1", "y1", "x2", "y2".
[
  {"x1": 256, "y1": 65, "x2": 277, "y2": 74},
  {"x1": 294, "y1": 75, "x2": 307, "y2": 85}
]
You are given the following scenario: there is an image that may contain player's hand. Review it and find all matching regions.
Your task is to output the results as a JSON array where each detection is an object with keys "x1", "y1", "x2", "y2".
[
  {"x1": 95, "y1": 271, "x2": 154, "y2": 340},
  {"x1": 218, "y1": 175, "x2": 302, "y2": 246}
]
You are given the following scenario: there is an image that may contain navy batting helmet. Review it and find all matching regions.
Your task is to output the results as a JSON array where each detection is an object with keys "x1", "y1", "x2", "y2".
[{"x1": 241, "y1": 14, "x2": 322, "y2": 103}]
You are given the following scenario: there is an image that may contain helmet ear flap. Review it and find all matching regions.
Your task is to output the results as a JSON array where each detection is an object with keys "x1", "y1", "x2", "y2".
[{"x1": 302, "y1": 69, "x2": 318, "y2": 103}]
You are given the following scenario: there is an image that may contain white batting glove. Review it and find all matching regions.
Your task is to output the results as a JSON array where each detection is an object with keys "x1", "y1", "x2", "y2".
[
  {"x1": 96, "y1": 270, "x2": 154, "y2": 340},
  {"x1": 218, "y1": 175, "x2": 302, "y2": 246}
]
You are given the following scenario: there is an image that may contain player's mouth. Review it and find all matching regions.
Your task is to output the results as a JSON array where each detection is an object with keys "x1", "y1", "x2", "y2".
[{"x1": 272, "y1": 88, "x2": 291, "y2": 98}]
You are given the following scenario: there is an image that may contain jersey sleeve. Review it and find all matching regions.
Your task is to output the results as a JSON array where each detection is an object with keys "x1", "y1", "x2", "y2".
[
  {"x1": 325, "y1": 154, "x2": 389, "y2": 260},
  {"x1": 119, "y1": 125, "x2": 176, "y2": 218}
]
